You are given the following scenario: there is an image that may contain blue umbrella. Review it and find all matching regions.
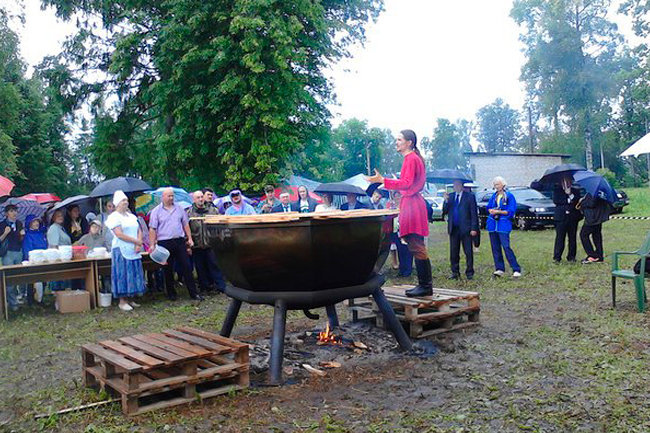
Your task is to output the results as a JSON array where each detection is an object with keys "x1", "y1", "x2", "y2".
[{"x1": 573, "y1": 171, "x2": 617, "y2": 204}]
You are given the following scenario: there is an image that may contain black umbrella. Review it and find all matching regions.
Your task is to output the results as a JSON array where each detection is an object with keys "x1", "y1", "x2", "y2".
[
  {"x1": 538, "y1": 163, "x2": 586, "y2": 185},
  {"x1": 315, "y1": 182, "x2": 366, "y2": 196},
  {"x1": 426, "y1": 169, "x2": 472, "y2": 184},
  {"x1": 90, "y1": 176, "x2": 152, "y2": 198},
  {"x1": 366, "y1": 182, "x2": 389, "y2": 198}
]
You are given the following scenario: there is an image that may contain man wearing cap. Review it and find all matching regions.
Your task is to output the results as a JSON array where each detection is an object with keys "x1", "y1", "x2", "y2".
[
  {"x1": 225, "y1": 190, "x2": 256, "y2": 215},
  {"x1": 149, "y1": 187, "x2": 202, "y2": 301},
  {"x1": 257, "y1": 185, "x2": 280, "y2": 214},
  {"x1": 271, "y1": 192, "x2": 293, "y2": 213},
  {"x1": 75, "y1": 219, "x2": 111, "y2": 250},
  {"x1": 188, "y1": 190, "x2": 226, "y2": 293},
  {"x1": 0, "y1": 204, "x2": 25, "y2": 311}
]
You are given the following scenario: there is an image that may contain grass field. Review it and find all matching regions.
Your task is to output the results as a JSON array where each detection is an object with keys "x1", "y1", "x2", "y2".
[{"x1": 1, "y1": 189, "x2": 650, "y2": 432}]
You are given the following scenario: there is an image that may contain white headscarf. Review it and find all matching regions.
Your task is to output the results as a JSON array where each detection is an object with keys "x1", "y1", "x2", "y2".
[{"x1": 112, "y1": 190, "x2": 128, "y2": 206}]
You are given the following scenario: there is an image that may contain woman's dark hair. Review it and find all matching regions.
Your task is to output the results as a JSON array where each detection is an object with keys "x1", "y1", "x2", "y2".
[
  {"x1": 400, "y1": 129, "x2": 425, "y2": 165},
  {"x1": 298, "y1": 185, "x2": 309, "y2": 198},
  {"x1": 51, "y1": 209, "x2": 65, "y2": 225},
  {"x1": 400, "y1": 129, "x2": 417, "y2": 147}
]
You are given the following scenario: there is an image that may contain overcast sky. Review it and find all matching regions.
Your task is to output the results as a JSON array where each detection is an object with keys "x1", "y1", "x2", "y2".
[{"x1": 13, "y1": 0, "x2": 632, "y2": 140}]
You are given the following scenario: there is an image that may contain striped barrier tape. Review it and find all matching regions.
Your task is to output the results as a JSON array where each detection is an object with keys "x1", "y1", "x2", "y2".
[{"x1": 477, "y1": 215, "x2": 650, "y2": 221}]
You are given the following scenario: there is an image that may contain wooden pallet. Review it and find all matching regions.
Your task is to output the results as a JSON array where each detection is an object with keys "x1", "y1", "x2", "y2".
[
  {"x1": 82, "y1": 326, "x2": 249, "y2": 415},
  {"x1": 348, "y1": 286, "x2": 480, "y2": 338}
]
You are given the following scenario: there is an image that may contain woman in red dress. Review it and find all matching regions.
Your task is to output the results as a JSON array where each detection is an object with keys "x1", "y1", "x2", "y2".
[{"x1": 367, "y1": 129, "x2": 431, "y2": 297}]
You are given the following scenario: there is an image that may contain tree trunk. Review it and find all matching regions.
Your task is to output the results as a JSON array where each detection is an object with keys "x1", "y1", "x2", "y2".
[{"x1": 584, "y1": 111, "x2": 593, "y2": 171}]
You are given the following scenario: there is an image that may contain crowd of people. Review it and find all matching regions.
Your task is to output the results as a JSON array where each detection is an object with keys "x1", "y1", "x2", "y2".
[
  {"x1": 0, "y1": 178, "x2": 395, "y2": 313},
  {"x1": 0, "y1": 129, "x2": 615, "y2": 312}
]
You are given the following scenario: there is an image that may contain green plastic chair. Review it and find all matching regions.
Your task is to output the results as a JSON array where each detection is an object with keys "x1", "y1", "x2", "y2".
[{"x1": 611, "y1": 232, "x2": 650, "y2": 312}]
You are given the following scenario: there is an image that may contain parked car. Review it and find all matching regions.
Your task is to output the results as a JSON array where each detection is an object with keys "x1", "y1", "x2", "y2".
[
  {"x1": 424, "y1": 196, "x2": 445, "y2": 221},
  {"x1": 476, "y1": 187, "x2": 555, "y2": 230},
  {"x1": 612, "y1": 189, "x2": 629, "y2": 214}
]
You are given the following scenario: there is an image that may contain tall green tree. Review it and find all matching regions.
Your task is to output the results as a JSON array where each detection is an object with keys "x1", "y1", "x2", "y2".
[
  {"x1": 476, "y1": 98, "x2": 521, "y2": 153},
  {"x1": 425, "y1": 118, "x2": 472, "y2": 171},
  {"x1": 0, "y1": 11, "x2": 73, "y2": 195},
  {"x1": 42, "y1": 0, "x2": 383, "y2": 192},
  {"x1": 331, "y1": 118, "x2": 393, "y2": 178},
  {"x1": 511, "y1": 0, "x2": 624, "y2": 170}
]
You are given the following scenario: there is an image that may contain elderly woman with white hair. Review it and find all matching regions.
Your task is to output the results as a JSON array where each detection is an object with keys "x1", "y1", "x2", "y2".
[
  {"x1": 486, "y1": 176, "x2": 521, "y2": 278},
  {"x1": 105, "y1": 190, "x2": 146, "y2": 311}
]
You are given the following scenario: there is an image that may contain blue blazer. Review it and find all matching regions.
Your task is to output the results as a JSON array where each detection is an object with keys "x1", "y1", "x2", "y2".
[
  {"x1": 442, "y1": 191, "x2": 479, "y2": 235},
  {"x1": 486, "y1": 191, "x2": 517, "y2": 233}
]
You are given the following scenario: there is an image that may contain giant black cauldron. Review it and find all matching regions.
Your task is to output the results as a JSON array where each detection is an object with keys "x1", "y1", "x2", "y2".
[
  {"x1": 198, "y1": 209, "x2": 412, "y2": 384},
  {"x1": 204, "y1": 210, "x2": 394, "y2": 303}
]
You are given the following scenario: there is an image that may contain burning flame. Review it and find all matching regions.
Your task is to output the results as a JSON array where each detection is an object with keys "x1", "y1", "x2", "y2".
[{"x1": 317, "y1": 323, "x2": 342, "y2": 345}]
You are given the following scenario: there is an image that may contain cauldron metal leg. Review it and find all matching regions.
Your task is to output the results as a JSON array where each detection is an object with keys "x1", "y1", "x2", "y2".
[
  {"x1": 325, "y1": 305, "x2": 339, "y2": 328},
  {"x1": 269, "y1": 299, "x2": 287, "y2": 385},
  {"x1": 372, "y1": 288, "x2": 413, "y2": 351},
  {"x1": 220, "y1": 299, "x2": 242, "y2": 337}
]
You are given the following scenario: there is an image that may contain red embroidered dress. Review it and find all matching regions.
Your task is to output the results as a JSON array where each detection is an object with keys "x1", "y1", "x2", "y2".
[{"x1": 383, "y1": 152, "x2": 429, "y2": 238}]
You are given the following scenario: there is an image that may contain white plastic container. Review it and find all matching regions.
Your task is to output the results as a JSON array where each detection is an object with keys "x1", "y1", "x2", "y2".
[
  {"x1": 98, "y1": 292, "x2": 112, "y2": 308},
  {"x1": 150, "y1": 245, "x2": 170, "y2": 265},
  {"x1": 45, "y1": 248, "x2": 61, "y2": 262},
  {"x1": 29, "y1": 250, "x2": 46, "y2": 264}
]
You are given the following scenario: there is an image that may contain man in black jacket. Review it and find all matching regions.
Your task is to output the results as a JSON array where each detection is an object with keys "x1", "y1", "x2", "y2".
[
  {"x1": 552, "y1": 176, "x2": 582, "y2": 263},
  {"x1": 442, "y1": 180, "x2": 479, "y2": 279}
]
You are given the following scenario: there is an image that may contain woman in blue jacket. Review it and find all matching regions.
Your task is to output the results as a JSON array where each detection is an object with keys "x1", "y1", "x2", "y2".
[
  {"x1": 22, "y1": 215, "x2": 48, "y2": 303},
  {"x1": 486, "y1": 177, "x2": 521, "y2": 277}
]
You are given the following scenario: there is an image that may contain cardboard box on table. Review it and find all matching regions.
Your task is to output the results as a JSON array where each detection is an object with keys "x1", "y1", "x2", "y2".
[{"x1": 55, "y1": 290, "x2": 91, "y2": 314}]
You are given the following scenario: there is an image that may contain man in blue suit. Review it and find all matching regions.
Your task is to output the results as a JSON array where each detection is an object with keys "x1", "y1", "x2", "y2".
[{"x1": 442, "y1": 180, "x2": 479, "y2": 279}]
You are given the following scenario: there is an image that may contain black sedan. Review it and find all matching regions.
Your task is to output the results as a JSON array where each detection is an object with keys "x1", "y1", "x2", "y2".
[
  {"x1": 476, "y1": 187, "x2": 556, "y2": 230},
  {"x1": 612, "y1": 190, "x2": 629, "y2": 214}
]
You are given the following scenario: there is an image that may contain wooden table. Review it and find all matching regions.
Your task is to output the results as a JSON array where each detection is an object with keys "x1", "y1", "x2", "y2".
[
  {"x1": 0, "y1": 258, "x2": 98, "y2": 320},
  {"x1": 0, "y1": 253, "x2": 162, "y2": 321}
]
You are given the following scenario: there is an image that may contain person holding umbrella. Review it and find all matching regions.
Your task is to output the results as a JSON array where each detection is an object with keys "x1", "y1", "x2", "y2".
[
  {"x1": 577, "y1": 191, "x2": 611, "y2": 263},
  {"x1": 442, "y1": 180, "x2": 479, "y2": 280},
  {"x1": 552, "y1": 176, "x2": 582, "y2": 263},
  {"x1": 366, "y1": 129, "x2": 432, "y2": 297},
  {"x1": 0, "y1": 204, "x2": 25, "y2": 311},
  {"x1": 569, "y1": 170, "x2": 615, "y2": 264}
]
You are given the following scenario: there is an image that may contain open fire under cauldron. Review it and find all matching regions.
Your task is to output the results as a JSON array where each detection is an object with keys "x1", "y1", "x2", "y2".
[{"x1": 201, "y1": 209, "x2": 413, "y2": 384}]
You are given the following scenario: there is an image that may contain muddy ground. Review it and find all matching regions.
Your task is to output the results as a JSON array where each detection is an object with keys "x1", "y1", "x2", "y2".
[{"x1": 2, "y1": 223, "x2": 650, "y2": 432}]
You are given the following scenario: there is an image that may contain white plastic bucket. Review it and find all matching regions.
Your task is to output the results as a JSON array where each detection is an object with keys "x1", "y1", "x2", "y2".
[
  {"x1": 150, "y1": 245, "x2": 170, "y2": 265},
  {"x1": 99, "y1": 292, "x2": 112, "y2": 308}
]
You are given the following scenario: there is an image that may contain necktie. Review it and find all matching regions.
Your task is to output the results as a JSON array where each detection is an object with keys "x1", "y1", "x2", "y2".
[
  {"x1": 284, "y1": 206, "x2": 289, "y2": 213},
  {"x1": 456, "y1": 194, "x2": 460, "y2": 206}
]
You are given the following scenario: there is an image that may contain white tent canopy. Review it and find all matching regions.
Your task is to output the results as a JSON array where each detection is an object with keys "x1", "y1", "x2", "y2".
[
  {"x1": 342, "y1": 173, "x2": 372, "y2": 191},
  {"x1": 620, "y1": 133, "x2": 650, "y2": 157}
]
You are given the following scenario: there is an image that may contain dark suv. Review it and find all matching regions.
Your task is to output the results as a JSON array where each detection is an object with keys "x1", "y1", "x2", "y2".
[{"x1": 476, "y1": 187, "x2": 555, "y2": 230}]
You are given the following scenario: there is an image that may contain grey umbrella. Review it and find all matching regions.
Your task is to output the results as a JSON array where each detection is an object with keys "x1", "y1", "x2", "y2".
[
  {"x1": 90, "y1": 177, "x2": 152, "y2": 198},
  {"x1": 47, "y1": 195, "x2": 97, "y2": 222},
  {"x1": 0, "y1": 198, "x2": 45, "y2": 223},
  {"x1": 314, "y1": 182, "x2": 366, "y2": 196},
  {"x1": 426, "y1": 169, "x2": 473, "y2": 184}
]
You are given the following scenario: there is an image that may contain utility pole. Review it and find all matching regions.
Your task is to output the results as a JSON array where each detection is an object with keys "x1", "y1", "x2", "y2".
[
  {"x1": 365, "y1": 142, "x2": 371, "y2": 175},
  {"x1": 646, "y1": 119, "x2": 650, "y2": 189},
  {"x1": 527, "y1": 104, "x2": 535, "y2": 153}
]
